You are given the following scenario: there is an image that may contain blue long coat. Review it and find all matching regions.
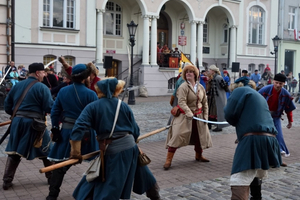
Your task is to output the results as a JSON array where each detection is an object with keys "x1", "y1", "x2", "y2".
[
  {"x1": 48, "y1": 83, "x2": 99, "y2": 161},
  {"x1": 71, "y1": 79, "x2": 156, "y2": 200},
  {"x1": 258, "y1": 85, "x2": 296, "y2": 155},
  {"x1": 224, "y1": 86, "x2": 281, "y2": 174},
  {"x1": 4, "y1": 76, "x2": 54, "y2": 160}
]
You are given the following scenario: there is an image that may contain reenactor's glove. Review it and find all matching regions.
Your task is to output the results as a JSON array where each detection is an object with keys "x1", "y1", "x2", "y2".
[
  {"x1": 51, "y1": 127, "x2": 62, "y2": 143},
  {"x1": 70, "y1": 140, "x2": 82, "y2": 163}
]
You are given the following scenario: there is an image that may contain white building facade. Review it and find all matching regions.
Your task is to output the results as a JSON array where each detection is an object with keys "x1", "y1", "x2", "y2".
[{"x1": 13, "y1": 0, "x2": 280, "y2": 96}]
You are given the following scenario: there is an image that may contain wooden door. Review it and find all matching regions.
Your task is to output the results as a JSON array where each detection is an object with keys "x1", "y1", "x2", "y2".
[{"x1": 106, "y1": 60, "x2": 118, "y2": 77}]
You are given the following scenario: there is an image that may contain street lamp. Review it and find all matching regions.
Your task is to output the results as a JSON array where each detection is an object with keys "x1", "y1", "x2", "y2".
[
  {"x1": 127, "y1": 20, "x2": 138, "y2": 105},
  {"x1": 271, "y1": 35, "x2": 280, "y2": 74}
]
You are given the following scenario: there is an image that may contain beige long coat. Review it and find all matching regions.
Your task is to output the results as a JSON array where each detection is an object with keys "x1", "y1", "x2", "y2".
[{"x1": 166, "y1": 81, "x2": 212, "y2": 149}]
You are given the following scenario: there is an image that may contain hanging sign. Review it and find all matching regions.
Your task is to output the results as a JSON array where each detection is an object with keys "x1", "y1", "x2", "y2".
[{"x1": 178, "y1": 36, "x2": 187, "y2": 46}]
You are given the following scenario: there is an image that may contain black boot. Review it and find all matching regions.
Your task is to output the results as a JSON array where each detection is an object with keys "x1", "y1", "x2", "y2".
[
  {"x1": 146, "y1": 183, "x2": 161, "y2": 200},
  {"x1": 46, "y1": 164, "x2": 71, "y2": 200},
  {"x1": 250, "y1": 177, "x2": 262, "y2": 200},
  {"x1": 41, "y1": 158, "x2": 53, "y2": 184},
  {"x1": 2, "y1": 155, "x2": 21, "y2": 190}
]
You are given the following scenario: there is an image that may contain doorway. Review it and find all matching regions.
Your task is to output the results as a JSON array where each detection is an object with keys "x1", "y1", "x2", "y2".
[
  {"x1": 106, "y1": 60, "x2": 118, "y2": 77},
  {"x1": 284, "y1": 50, "x2": 294, "y2": 75}
]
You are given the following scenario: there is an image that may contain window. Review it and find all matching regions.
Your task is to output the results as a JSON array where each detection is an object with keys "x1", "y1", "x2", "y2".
[
  {"x1": 104, "y1": 2, "x2": 122, "y2": 36},
  {"x1": 248, "y1": 63, "x2": 255, "y2": 73},
  {"x1": 203, "y1": 18, "x2": 208, "y2": 43},
  {"x1": 43, "y1": 0, "x2": 76, "y2": 29},
  {"x1": 223, "y1": 24, "x2": 228, "y2": 43},
  {"x1": 248, "y1": 6, "x2": 265, "y2": 45},
  {"x1": 221, "y1": 63, "x2": 227, "y2": 69},
  {"x1": 64, "y1": 56, "x2": 75, "y2": 66},
  {"x1": 258, "y1": 64, "x2": 264, "y2": 73},
  {"x1": 288, "y1": 7, "x2": 296, "y2": 30},
  {"x1": 43, "y1": 55, "x2": 57, "y2": 70}
]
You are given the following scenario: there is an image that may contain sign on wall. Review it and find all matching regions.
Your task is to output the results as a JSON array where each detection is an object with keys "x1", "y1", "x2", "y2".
[{"x1": 178, "y1": 36, "x2": 187, "y2": 46}]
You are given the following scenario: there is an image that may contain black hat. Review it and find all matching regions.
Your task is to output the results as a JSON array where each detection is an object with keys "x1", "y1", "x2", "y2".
[
  {"x1": 274, "y1": 73, "x2": 286, "y2": 83},
  {"x1": 242, "y1": 70, "x2": 248, "y2": 73},
  {"x1": 29, "y1": 63, "x2": 44, "y2": 73}
]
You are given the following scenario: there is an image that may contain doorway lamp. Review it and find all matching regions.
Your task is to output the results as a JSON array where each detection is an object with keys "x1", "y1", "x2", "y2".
[{"x1": 127, "y1": 20, "x2": 138, "y2": 105}]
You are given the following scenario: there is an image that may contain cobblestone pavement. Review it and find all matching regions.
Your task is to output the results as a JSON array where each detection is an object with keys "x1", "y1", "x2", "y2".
[{"x1": 0, "y1": 96, "x2": 299, "y2": 199}]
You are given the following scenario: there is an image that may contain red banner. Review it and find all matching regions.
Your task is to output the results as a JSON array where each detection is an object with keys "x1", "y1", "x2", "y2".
[{"x1": 178, "y1": 36, "x2": 187, "y2": 46}]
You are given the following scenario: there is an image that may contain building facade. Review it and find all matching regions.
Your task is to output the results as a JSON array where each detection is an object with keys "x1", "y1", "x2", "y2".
[
  {"x1": 12, "y1": 0, "x2": 283, "y2": 96},
  {"x1": 277, "y1": 0, "x2": 300, "y2": 93}
]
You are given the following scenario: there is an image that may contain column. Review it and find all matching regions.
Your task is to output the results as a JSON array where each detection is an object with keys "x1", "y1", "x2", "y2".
[
  {"x1": 230, "y1": 25, "x2": 237, "y2": 67},
  {"x1": 190, "y1": 21, "x2": 197, "y2": 65},
  {"x1": 150, "y1": 16, "x2": 158, "y2": 65},
  {"x1": 197, "y1": 21, "x2": 204, "y2": 68},
  {"x1": 96, "y1": 9, "x2": 104, "y2": 75},
  {"x1": 142, "y1": 15, "x2": 150, "y2": 65}
]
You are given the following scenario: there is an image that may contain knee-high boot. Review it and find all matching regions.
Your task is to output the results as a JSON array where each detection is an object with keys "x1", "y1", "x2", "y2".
[
  {"x1": 2, "y1": 155, "x2": 21, "y2": 190},
  {"x1": 163, "y1": 152, "x2": 175, "y2": 170},
  {"x1": 250, "y1": 177, "x2": 262, "y2": 200},
  {"x1": 146, "y1": 183, "x2": 161, "y2": 200},
  {"x1": 46, "y1": 164, "x2": 71, "y2": 200},
  {"x1": 41, "y1": 158, "x2": 53, "y2": 184},
  {"x1": 231, "y1": 186, "x2": 250, "y2": 200}
]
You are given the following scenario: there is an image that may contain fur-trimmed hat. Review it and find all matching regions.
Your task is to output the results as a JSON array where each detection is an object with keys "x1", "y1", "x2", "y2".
[
  {"x1": 242, "y1": 69, "x2": 248, "y2": 73},
  {"x1": 209, "y1": 65, "x2": 220, "y2": 73},
  {"x1": 182, "y1": 64, "x2": 199, "y2": 82},
  {"x1": 95, "y1": 77, "x2": 125, "y2": 99}
]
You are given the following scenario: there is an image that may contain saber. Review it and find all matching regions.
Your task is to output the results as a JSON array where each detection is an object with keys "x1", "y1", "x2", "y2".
[
  {"x1": 0, "y1": 66, "x2": 11, "y2": 85},
  {"x1": 45, "y1": 59, "x2": 58, "y2": 68},
  {"x1": 39, "y1": 150, "x2": 101, "y2": 173},
  {"x1": 136, "y1": 125, "x2": 171, "y2": 143},
  {"x1": 40, "y1": 126, "x2": 171, "y2": 173},
  {"x1": 193, "y1": 116, "x2": 229, "y2": 124}
]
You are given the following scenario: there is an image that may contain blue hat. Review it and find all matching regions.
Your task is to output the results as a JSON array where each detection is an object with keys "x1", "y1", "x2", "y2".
[
  {"x1": 96, "y1": 78, "x2": 118, "y2": 99},
  {"x1": 234, "y1": 76, "x2": 250, "y2": 86},
  {"x1": 72, "y1": 64, "x2": 87, "y2": 75}
]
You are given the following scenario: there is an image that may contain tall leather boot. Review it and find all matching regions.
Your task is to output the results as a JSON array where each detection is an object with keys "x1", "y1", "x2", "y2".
[
  {"x1": 163, "y1": 152, "x2": 175, "y2": 170},
  {"x1": 195, "y1": 152, "x2": 210, "y2": 162},
  {"x1": 2, "y1": 155, "x2": 21, "y2": 190},
  {"x1": 41, "y1": 158, "x2": 54, "y2": 184},
  {"x1": 250, "y1": 177, "x2": 262, "y2": 200},
  {"x1": 146, "y1": 183, "x2": 161, "y2": 200},
  {"x1": 231, "y1": 186, "x2": 250, "y2": 200},
  {"x1": 46, "y1": 165, "x2": 71, "y2": 200}
]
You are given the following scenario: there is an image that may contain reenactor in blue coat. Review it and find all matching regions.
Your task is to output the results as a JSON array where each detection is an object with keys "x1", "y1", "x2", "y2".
[
  {"x1": 46, "y1": 63, "x2": 99, "y2": 200},
  {"x1": 3, "y1": 63, "x2": 54, "y2": 190},
  {"x1": 225, "y1": 79, "x2": 281, "y2": 200}
]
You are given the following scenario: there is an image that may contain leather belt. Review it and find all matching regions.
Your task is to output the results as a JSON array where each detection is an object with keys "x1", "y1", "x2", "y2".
[
  {"x1": 243, "y1": 132, "x2": 275, "y2": 138},
  {"x1": 97, "y1": 133, "x2": 129, "y2": 151}
]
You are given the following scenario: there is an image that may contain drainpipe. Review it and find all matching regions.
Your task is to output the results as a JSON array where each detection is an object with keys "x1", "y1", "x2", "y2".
[
  {"x1": 6, "y1": 0, "x2": 10, "y2": 63},
  {"x1": 11, "y1": 0, "x2": 14, "y2": 61}
]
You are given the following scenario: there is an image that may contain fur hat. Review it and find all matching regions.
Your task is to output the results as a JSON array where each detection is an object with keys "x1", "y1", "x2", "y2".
[
  {"x1": 182, "y1": 64, "x2": 199, "y2": 82},
  {"x1": 242, "y1": 70, "x2": 248, "y2": 74},
  {"x1": 29, "y1": 63, "x2": 44, "y2": 73},
  {"x1": 229, "y1": 80, "x2": 256, "y2": 91},
  {"x1": 95, "y1": 77, "x2": 125, "y2": 99},
  {"x1": 209, "y1": 65, "x2": 220, "y2": 73},
  {"x1": 274, "y1": 73, "x2": 286, "y2": 83}
]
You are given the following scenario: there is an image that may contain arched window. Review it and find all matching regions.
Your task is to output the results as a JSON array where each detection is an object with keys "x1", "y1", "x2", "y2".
[
  {"x1": 248, "y1": 63, "x2": 255, "y2": 74},
  {"x1": 248, "y1": 6, "x2": 265, "y2": 45},
  {"x1": 63, "y1": 56, "x2": 75, "y2": 66},
  {"x1": 104, "y1": 1, "x2": 122, "y2": 36},
  {"x1": 258, "y1": 64, "x2": 265, "y2": 73},
  {"x1": 223, "y1": 24, "x2": 228, "y2": 43},
  {"x1": 203, "y1": 18, "x2": 208, "y2": 43}
]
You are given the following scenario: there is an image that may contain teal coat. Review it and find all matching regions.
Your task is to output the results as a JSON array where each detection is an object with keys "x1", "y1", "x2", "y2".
[{"x1": 224, "y1": 86, "x2": 281, "y2": 174}]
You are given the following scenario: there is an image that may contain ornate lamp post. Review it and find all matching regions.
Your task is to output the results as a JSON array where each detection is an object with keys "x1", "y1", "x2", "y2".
[
  {"x1": 127, "y1": 20, "x2": 138, "y2": 105},
  {"x1": 272, "y1": 35, "x2": 280, "y2": 74}
]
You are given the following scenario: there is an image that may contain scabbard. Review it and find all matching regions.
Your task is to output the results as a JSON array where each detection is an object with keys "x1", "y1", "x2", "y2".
[
  {"x1": 100, "y1": 149, "x2": 105, "y2": 182},
  {"x1": 0, "y1": 124, "x2": 11, "y2": 145}
]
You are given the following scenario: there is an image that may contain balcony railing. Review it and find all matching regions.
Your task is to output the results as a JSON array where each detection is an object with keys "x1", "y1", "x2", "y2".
[{"x1": 157, "y1": 53, "x2": 191, "y2": 68}]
